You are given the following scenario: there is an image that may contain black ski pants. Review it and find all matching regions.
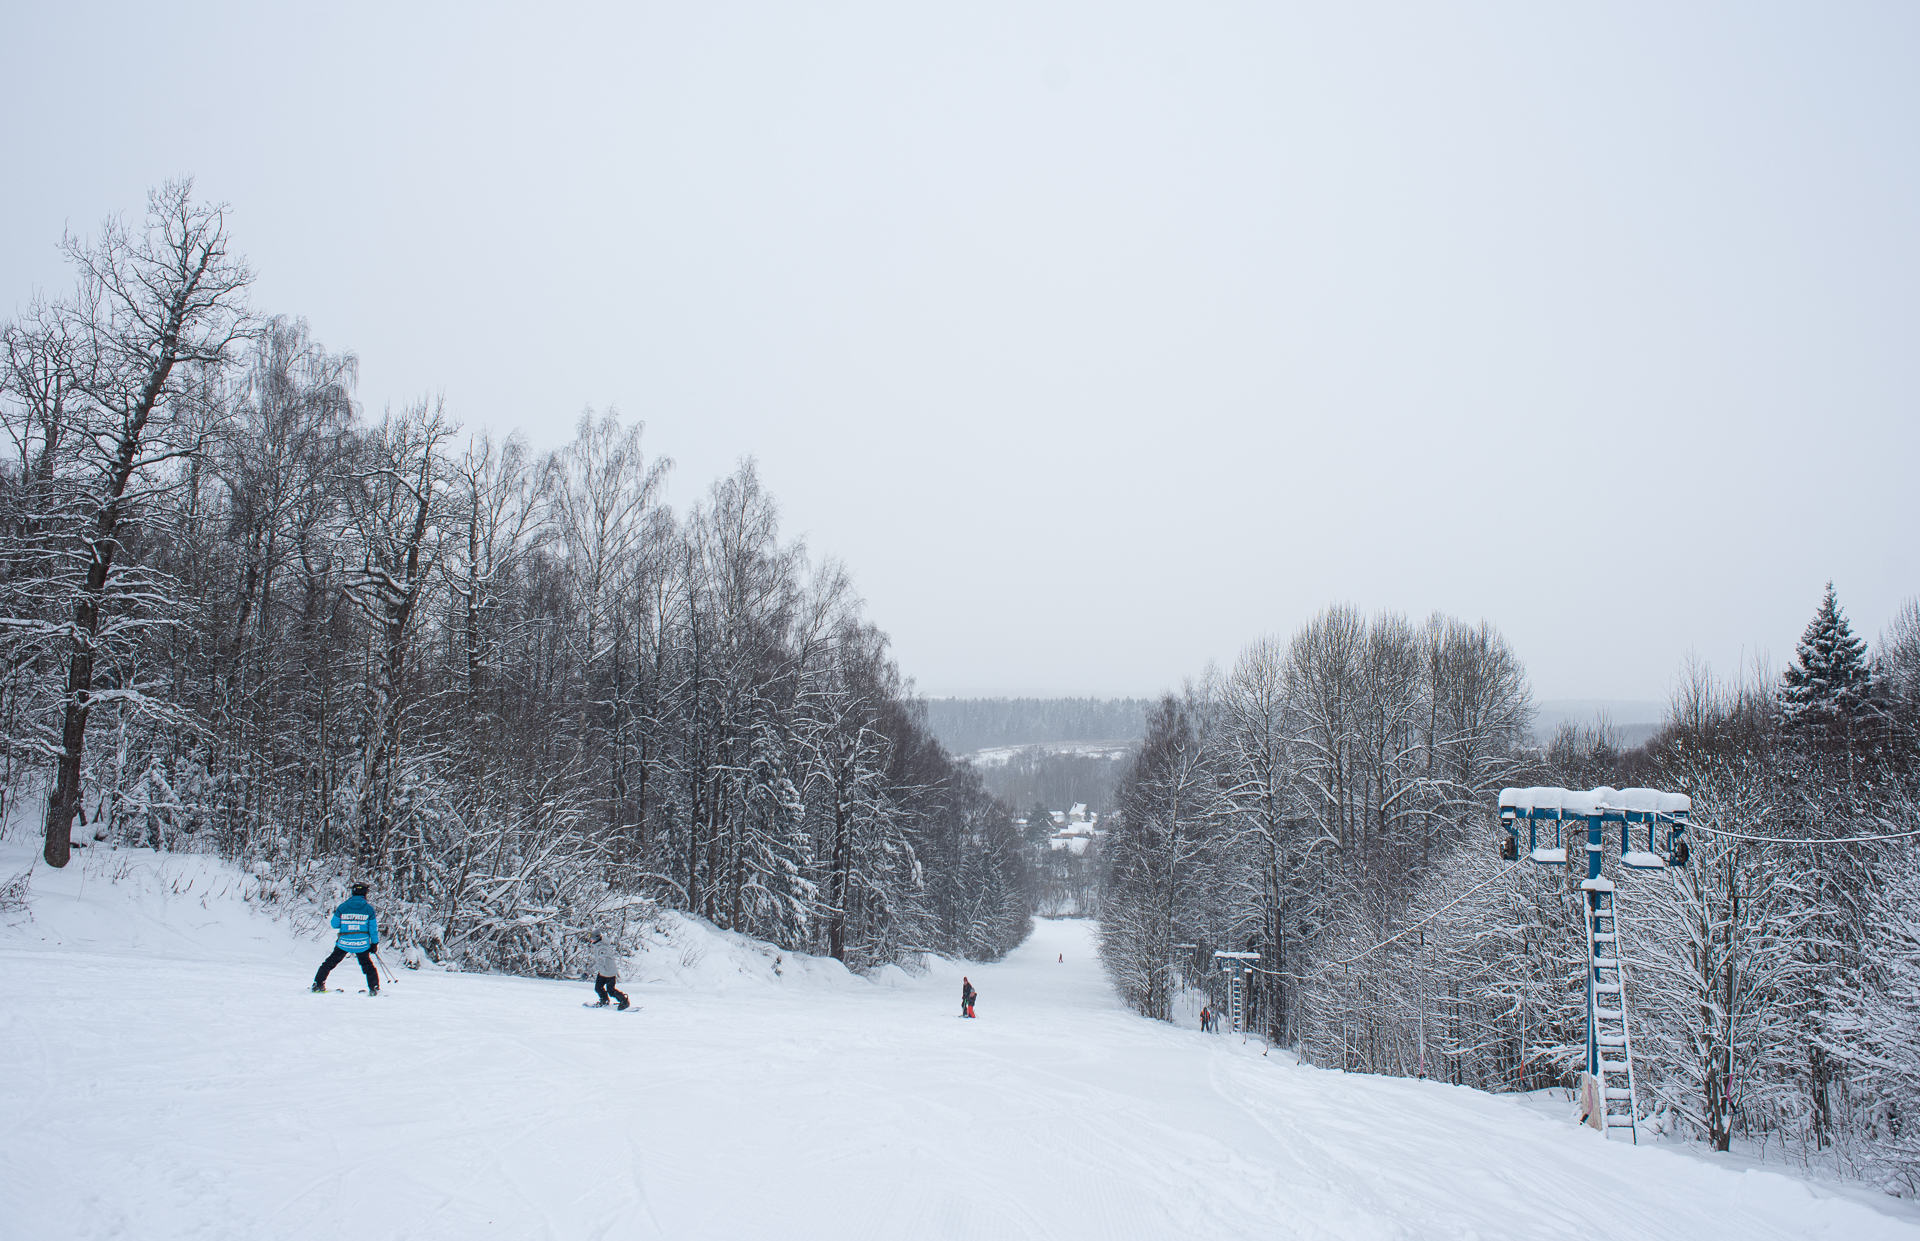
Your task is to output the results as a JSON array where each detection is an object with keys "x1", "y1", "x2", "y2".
[
  {"x1": 594, "y1": 975, "x2": 628, "y2": 1006},
  {"x1": 317, "y1": 947, "x2": 379, "y2": 991}
]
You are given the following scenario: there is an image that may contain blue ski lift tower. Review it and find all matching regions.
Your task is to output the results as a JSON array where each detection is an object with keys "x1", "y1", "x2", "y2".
[{"x1": 1498, "y1": 786, "x2": 1690, "y2": 1142}]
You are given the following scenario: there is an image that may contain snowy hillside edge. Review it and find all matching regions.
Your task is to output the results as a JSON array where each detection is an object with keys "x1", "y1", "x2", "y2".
[{"x1": 0, "y1": 836, "x2": 951, "y2": 997}]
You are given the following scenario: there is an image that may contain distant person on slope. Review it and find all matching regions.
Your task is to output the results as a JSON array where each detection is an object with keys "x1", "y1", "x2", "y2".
[
  {"x1": 1200, "y1": 1005, "x2": 1213, "y2": 1033},
  {"x1": 587, "y1": 932, "x2": 630, "y2": 1009},
  {"x1": 961, "y1": 977, "x2": 977, "y2": 1018},
  {"x1": 312, "y1": 883, "x2": 380, "y2": 995}
]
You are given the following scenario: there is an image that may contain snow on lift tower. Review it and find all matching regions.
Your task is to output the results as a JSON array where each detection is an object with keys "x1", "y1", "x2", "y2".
[
  {"x1": 1213, "y1": 951, "x2": 1261, "y2": 1035},
  {"x1": 1497, "y1": 787, "x2": 1691, "y2": 1144}
]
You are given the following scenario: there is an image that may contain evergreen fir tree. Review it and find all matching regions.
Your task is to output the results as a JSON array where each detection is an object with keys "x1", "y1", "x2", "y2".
[
  {"x1": 1024, "y1": 801, "x2": 1055, "y2": 848},
  {"x1": 1780, "y1": 583, "x2": 1875, "y2": 743}
]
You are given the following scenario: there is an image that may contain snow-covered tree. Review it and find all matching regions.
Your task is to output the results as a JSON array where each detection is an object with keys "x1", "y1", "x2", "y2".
[
  {"x1": 2, "y1": 183, "x2": 255, "y2": 867},
  {"x1": 1101, "y1": 691, "x2": 1226, "y2": 1020},
  {"x1": 1631, "y1": 689, "x2": 1795, "y2": 1151},
  {"x1": 0, "y1": 185, "x2": 1031, "y2": 976},
  {"x1": 1781, "y1": 584, "x2": 1876, "y2": 748},
  {"x1": 1822, "y1": 839, "x2": 1920, "y2": 1189}
]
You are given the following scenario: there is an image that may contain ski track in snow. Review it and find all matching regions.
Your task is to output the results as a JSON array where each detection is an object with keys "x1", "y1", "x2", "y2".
[{"x1": 3, "y1": 847, "x2": 1918, "y2": 1240}]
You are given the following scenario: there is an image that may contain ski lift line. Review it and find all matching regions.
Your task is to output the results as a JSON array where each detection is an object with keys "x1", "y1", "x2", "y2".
[
  {"x1": 1683, "y1": 820, "x2": 1920, "y2": 845},
  {"x1": 1240, "y1": 867, "x2": 1520, "y2": 980},
  {"x1": 1317, "y1": 867, "x2": 1517, "y2": 966}
]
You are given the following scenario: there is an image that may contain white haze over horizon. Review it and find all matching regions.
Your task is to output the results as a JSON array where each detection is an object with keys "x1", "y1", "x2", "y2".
[{"x1": 3, "y1": 3, "x2": 1916, "y2": 703}]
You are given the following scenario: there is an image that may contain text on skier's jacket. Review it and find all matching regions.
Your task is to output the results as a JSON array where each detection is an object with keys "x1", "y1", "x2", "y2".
[{"x1": 331, "y1": 896, "x2": 380, "y2": 952}]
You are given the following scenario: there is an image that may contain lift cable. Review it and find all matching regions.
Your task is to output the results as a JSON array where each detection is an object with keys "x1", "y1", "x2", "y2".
[
  {"x1": 1241, "y1": 814, "x2": 1920, "y2": 979},
  {"x1": 1244, "y1": 866, "x2": 1519, "y2": 977},
  {"x1": 1684, "y1": 818, "x2": 1920, "y2": 845}
]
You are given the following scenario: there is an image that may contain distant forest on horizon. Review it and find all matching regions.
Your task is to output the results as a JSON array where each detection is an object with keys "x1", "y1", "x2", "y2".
[
  {"x1": 925, "y1": 694, "x2": 1670, "y2": 758},
  {"x1": 920, "y1": 697, "x2": 1151, "y2": 755}
]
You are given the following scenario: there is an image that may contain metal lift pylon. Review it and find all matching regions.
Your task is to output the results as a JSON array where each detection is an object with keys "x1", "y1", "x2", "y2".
[
  {"x1": 1499, "y1": 786, "x2": 1690, "y2": 1142},
  {"x1": 1213, "y1": 951, "x2": 1260, "y2": 1034}
]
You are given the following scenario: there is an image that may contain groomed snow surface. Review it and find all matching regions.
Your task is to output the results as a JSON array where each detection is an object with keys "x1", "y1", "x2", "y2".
[{"x1": 3, "y1": 844, "x2": 1917, "y2": 1241}]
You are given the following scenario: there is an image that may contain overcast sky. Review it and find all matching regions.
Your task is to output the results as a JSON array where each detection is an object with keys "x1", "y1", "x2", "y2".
[{"x1": 4, "y1": 3, "x2": 1916, "y2": 702}]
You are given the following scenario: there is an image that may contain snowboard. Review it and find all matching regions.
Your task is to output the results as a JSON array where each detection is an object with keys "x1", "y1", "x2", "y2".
[{"x1": 581, "y1": 1002, "x2": 639, "y2": 1012}]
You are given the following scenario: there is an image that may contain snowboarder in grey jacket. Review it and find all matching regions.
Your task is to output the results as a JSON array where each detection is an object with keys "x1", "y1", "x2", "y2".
[{"x1": 588, "y1": 932, "x2": 629, "y2": 1009}]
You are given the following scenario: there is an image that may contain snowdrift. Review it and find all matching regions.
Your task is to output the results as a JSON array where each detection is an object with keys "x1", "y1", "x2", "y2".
[{"x1": 0, "y1": 837, "x2": 315, "y2": 965}]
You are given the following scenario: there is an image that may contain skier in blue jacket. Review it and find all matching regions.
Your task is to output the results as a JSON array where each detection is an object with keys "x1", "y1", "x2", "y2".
[{"x1": 312, "y1": 883, "x2": 381, "y2": 995}]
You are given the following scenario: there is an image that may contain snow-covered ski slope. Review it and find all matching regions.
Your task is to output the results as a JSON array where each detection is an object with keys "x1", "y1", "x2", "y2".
[{"x1": 3, "y1": 844, "x2": 1916, "y2": 1241}]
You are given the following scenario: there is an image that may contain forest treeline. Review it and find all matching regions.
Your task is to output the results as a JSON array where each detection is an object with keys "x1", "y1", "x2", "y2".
[
  {"x1": 922, "y1": 696, "x2": 1149, "y2": 754},
  {"x1": 1100, "y1": 593, "x2": 1920, "y2": 1187},
  {"x1": 0, "y1": 184, "x2": 1033, "y2": 972},
  {"x1": 979, "y1": 746, "x2": 1128, "y2": 818}
]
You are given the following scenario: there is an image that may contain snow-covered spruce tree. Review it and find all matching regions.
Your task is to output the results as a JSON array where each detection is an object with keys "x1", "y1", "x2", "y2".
[
  {"x1": 1781, "y1": 584, "x2": 1877, "y2": 751},
  {"x1": 1771, "y1": 586, "x2": 1912, "y2": 1154}
]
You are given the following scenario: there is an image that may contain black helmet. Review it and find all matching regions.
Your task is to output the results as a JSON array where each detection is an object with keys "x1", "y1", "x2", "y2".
[{"x1": 351, "y1": 882, "x2": 369, "y2": 897}]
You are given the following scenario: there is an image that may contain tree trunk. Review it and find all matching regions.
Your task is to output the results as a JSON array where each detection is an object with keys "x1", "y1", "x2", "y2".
[
  {"x1": 828, "y1": 771, "x2": 851, "y2": 960},
  {"x1": 43, "y1": 401, "x2": 155, "y2": 867}
]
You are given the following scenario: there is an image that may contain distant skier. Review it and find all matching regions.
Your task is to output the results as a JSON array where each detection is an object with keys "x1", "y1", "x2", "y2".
[
  {"x1": 587, "y1": 931, "x2": 629, "y2": 1010},
  {"x1": 1200, "y1": 1005, "x2": 1213, "y2": 1033},
  {"x1": 1058, "y1": 953, "x2": 1063, "y2": 963},
  {"x1": 312, "y1": 882, "x2": 380, "y2": 995},
  {"x1": 961, "y1": 976, "x2": 977, "y2": 1018}
]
